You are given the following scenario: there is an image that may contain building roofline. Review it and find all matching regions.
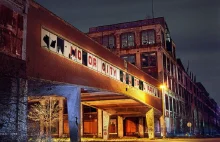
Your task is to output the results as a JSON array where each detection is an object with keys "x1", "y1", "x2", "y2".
[{"x1": 88, "y1": 17, "x2": 166, "y2": 33}]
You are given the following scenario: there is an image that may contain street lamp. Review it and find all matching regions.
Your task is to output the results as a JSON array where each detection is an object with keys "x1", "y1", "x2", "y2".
[{"x1": 160, "y1": 84, "x2": 167, "y2": 138}]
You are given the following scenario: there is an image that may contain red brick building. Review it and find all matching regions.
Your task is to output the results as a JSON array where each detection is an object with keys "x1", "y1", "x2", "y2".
[{"x1": 87, "y1": 17, "x2": 220, "y2": 136}]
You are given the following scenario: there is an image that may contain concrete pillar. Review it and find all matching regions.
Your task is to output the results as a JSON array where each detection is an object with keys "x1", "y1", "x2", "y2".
[
  {"x1": 97, "y1": 109, "x2": 103, "y2": 138},
  {"x1": 103, "y1": 111, "x2": 110, "y2": 140},
  {"x1": 66, "y1": 87, "x2": 81, "y2": 142},
  {"x1": 138, "y1": 117, "x2": 144, "y2": 138},
  {"x1": 146, "y1": 108, "x2": 155, "y2": 139},
  {"x1": 160, "y1": 116, "x2": 166, "y2": 137},
  {"x1": 58, "y1": 98, "x2": 64, "y2": 137},
  {"x1": 117, "y1": 116, "x2": 124, "y2": 138}
]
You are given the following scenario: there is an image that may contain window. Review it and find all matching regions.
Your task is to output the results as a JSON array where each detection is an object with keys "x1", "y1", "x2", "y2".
[
  {"x1": 102, "y1": 35, "x2": 115, "y2": 49},
  {"x1": 121, "y1": 32, "x2": 134, "y2": 48},
  {"x1": 141, "y1": 52, "x2": 156, "y2": 67},
  {"x1": 120, "y1": 70, "x2": 123, "y2": 82},
  {"x1": 173, "y1": 99, "x2": 176, "y2": 112},
  {"x1": 0, "y1": 5, "x2": 23, "y2": 58},
  {"x1": 82, "y1": 51, "x2": 87, "y2": 66},
  {"x1": 121, "y1": 54, "x2": 136, "y2": 65},
  {"x1": 163, "y1": 54, "x2": 166, "y2": 69},
  {"x1": 139, "y1": 80, "x2": 143, "y2": 90},
  {"x1": 167, "y1": 58, "x2": 170, "y2": 72},
  {"x1": 169, "y1": 97, "x2": 173, "y2": 111},
  {"x1": 126, "y1": 74, "x2": 129, "y2": 84},
  {"x1": 141, "y1": 30, "x2": 155, "y2": 45},
  {"x1": 131, "y1": 76, "x2": 134, "y2": 86},
  {"x1": 57, "y1": 37, "x2": 64, "y2": 54},
  {"x1": 165, "y1": 95, "x2": 169, "y2": 111}
]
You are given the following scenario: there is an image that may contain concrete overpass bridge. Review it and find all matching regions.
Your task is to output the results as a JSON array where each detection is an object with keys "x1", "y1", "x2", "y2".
[{"x1": 25, "y1": 1, "x2": 163, "y2": 141}]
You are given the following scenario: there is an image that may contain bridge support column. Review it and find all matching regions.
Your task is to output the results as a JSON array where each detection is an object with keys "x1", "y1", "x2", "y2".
[
  {"x1": 103, "y1": 111, "x2": 110, "y2": 140},
  {"x1": 138, "y1": 117, "x2": 144, "y2": 138},
  {"x1": 160, "y1": 116, "x2": 166, "y2": 138},
  {"x1": 66, "y1": 87, "x2": 81, "y2": 142},
  {"x1": 117, "y1": 116, "x2": 124, "y2": 138},
  {"x1": 29, "y1": 85, "x2": 81, "y2": 142},
  {"x1": 98, "y1": 109, "x2": 103, "y2": 138},
  {"x1": 146, "y1": 108, "x2": 155, "y2": 139}
]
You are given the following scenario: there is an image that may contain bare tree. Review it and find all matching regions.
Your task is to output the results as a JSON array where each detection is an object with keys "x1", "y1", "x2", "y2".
[{"x1": 28, "y1": 97, "x2": 61, "y2": 141}]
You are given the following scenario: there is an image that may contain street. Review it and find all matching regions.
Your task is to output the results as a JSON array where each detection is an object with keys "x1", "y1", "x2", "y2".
[{"x1": 80, "y1": 138, "x2": 220, "y2": 142}]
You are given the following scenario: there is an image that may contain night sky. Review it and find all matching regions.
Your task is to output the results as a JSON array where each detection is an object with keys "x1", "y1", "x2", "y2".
[{"x1": 35, "y1": 0, "x2": 220, "y2": 105}]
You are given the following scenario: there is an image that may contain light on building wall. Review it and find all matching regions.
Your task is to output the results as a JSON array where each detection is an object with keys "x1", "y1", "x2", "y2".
[{"x1": 160, "y1": 84, "x2": 167, "y2": 90}]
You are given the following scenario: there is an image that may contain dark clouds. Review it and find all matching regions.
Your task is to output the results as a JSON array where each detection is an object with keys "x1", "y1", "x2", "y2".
[{"x1": 35, "y1": 0, "x2": 220, "y2": 104}]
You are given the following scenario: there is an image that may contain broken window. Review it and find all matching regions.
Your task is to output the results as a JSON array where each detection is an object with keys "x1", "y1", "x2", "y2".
[
  {"x1": 121, "y1": 32, "x2": 134, "y2": 48},
  {"x1": 141, "y1": 52, "x2": 156, "y2": 67},
  {"x1": 141, "y1": 30, "x2": 155, "y2": 45},
  {"x1": 121, "y1": 54, "x2": 136, "y2": 65}
]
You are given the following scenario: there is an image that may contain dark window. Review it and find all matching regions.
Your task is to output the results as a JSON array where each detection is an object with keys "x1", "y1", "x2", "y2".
[
  {"x1": 163, "y1": 54, "x2": 166, "y2": 69},
  {"x1": 141, "y1": 52, "x2": 156, "y2": 67},
  {"x1": 165, "y1": 95, "x2": 169, "y2": 111},
  {"x1": 121, "y1": 32, "x2": 134, "y2": 48},
  {"x1": 169, "y1": 97, "x2": 173, "y2": 111},
  {"x1": 121, "y1": 54, "x2": 136, "y2": 65},
  {"x1": 120, "y1": 70, "x2": 123, "y2": 82},
  {"x1": 173, "y1": 99, "x2": 176, "y2": 112},
  {"x1": 167, "y1": 58, "x2": 170, "y2": 72},
  {"x1": 139, "y1": 80, "x2": 143, "y2": 90},
  {"x1": 102, "y1": 35, "x2": 115, "y2": 49},
  {"x1": 141, "y1": 30, "x2": 155, "y2": 45},
  {"x1": 82, "y1": 51, "x2": 87, "y2": 66},
  {"x1": 57, "y1": 37, "x2": 64, "y2": 54},
  {"x1": 131, "y1": 76, "x2": 134, "y2": 86},
  {"x1": 126, "y1": 74, "x2": 129, "y2": 84}
]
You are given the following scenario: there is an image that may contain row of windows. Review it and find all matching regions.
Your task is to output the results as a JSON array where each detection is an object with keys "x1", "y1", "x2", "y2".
[
  {"x1": 163, "y1": 53, "x2": 201, "y2": 97},
  {"x1": 121, "y1": 52, "x2": 157, "y2": 67},
  {"x1": 41, "y1": 28, "x2": 160, "y2": 98},
  {"x1": 165, "y1": 95, "x2": 186, "y2": 116},
  {"x1": 93, "y1": 30, "x2": 156, "y2": 49}
]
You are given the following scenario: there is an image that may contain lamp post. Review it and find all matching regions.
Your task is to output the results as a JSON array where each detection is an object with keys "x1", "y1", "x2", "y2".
[{"x1": 160, "y1": 84, "x2": 167, "y2": 138}]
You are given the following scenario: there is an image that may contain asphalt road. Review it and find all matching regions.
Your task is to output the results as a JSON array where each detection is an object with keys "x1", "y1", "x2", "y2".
[{"x1": 81, "y1": 138, "x2": 220, "y2": 142}]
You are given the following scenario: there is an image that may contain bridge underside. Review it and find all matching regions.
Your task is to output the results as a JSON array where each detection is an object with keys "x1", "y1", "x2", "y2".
[
  {"x1": 28, "y1": 79, "x2": 161, "y2": 117},
  {"x1": 81, "y1": 91, "x2": 161, "y2": 118},
  {"x1": 27, "y1": 79, "x2": 161, "y2": 139}
]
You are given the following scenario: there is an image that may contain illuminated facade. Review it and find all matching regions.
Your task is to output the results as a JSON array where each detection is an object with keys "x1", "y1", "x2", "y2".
[
  {"x1": 87, "y1": 17, "x2": 220, "y2": 136},
  {"x1": 0, "y1": 0, "x2": 219, "y2": 141}
]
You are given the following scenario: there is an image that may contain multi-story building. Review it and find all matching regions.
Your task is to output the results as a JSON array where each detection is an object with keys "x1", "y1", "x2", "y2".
[
  {"x1": 0, "y1": 0, "x2": 28, "y2": 141},
  {"x1": 87, "y1": 17, "x2": 220, "y2": 136}
]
